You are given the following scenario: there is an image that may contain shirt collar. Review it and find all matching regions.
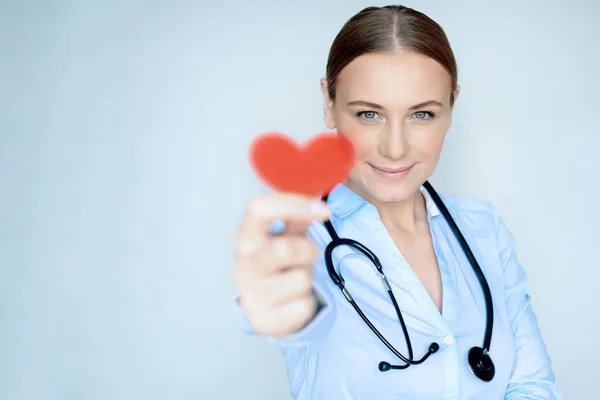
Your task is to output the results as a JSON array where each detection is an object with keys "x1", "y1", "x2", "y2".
[{"x1": 326, "y1": 183, "x2": 441, "y2": 219}]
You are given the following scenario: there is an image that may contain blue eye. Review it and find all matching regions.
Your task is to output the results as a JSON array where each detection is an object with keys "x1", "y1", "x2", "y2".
[
  {"x1": 356, "y1": 111, "x2": 380, "y2": 121},
  {"x1": 413, "y1": 111, "x2": 435, "y2": 121}
]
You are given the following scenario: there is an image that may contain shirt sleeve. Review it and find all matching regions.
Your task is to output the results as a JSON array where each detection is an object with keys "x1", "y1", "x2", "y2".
[{"x1": 494, "y1": 211, "x2": 563, "y2": 400}]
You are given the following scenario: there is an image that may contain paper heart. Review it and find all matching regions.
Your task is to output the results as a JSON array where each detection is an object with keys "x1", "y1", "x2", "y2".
[{"x1": 249, "y1": 132, "x2": 355, "y2": 196}]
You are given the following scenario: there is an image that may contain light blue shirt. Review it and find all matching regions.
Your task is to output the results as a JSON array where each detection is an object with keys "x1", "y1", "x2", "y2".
[{"x1": 238, "y1": 184, "x2": 561, "y2": 400}]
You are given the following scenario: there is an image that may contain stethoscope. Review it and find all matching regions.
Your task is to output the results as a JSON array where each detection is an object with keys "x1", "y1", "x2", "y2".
[{"x1": 322, "y1": 180, "x2": 496, "y2": 382}]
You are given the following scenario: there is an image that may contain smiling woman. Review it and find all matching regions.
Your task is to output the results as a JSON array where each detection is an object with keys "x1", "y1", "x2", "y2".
[
  {"x1": 231, "y1": 5, "x2": 562, "y2": 400},
  {"x1": 320, "y1": 5, "x2": 458, "y2": 207}
]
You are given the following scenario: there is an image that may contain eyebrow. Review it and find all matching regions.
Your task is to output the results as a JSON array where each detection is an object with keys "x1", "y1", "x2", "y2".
[{"x1": 346, "y1": 100, "x2": 444, "y2": 110}]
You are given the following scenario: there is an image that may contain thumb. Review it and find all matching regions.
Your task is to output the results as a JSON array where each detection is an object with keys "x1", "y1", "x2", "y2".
[
  {"x1": 269, "y1": 219, "x2": 313, "y2": 236},
  {"x1": 283, "y1": 220, "x2": 312, "y2": 236}
]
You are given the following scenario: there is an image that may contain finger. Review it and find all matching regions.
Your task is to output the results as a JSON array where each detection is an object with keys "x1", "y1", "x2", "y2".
[
  {"x1": 267, "y1": 236, "x2": 318, "y2": 273},
  {"x1": 235, "y1": 193, "x2": 329, "y2": 256},
  {"x1": 232, "y1": 236, "x2": 317, "y2": 284},
  {"x1": 266, "y1": 219, "x2": 312, "y2": 237},
  {"x1": 256, "y1": 267, "x2": 314, "y2": 307},
  {"x1": 282, "y1": 220, "x2": 312, "y2": 236},
  {"x1": 246, "y1": 295, "x2": 317, "y2": 337},
  {"x1": 269, "y1": 219, "x2": 311, "y2": 236},
  {"x1": 251, "y1": 236, "x2": 318, "y2": 275},
  {"x1": 264, "y1": 296, "x2": 317, "y2": 337}
]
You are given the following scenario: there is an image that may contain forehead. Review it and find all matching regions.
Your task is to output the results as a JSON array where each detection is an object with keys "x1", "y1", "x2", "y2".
[{"x1": 335, "y1": 51, "x2": 453, "y2": 105}]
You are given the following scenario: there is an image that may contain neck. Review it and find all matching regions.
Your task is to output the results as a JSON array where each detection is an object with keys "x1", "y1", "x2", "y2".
[{"x1": 347, "y1": 183, "x2": 428, "y2": 235}]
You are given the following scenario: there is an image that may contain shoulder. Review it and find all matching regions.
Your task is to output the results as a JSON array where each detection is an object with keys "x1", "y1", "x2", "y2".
[
  {"x1": 439, "y1": 192, "x2": 496, "y2": 215},
  {"x1": 435, "y1": 192, "x2": 507, "y2": 241},
  {"x1": 437, "y1": 192, "x2": 517, "y2": 265}
]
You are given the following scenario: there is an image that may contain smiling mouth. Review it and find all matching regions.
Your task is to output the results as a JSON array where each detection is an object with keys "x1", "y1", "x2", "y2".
[
  {"x1": 370, "y1": 164, "x2": 414, "y2": 173},
  {"x1": 369, "y1": 163, "x2": 415, "y2": 180}
]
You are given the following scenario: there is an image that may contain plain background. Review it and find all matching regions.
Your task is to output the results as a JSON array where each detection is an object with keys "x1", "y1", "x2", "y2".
[{"x1": 1, "y1": 0, "x2": 599, "y2": 399}]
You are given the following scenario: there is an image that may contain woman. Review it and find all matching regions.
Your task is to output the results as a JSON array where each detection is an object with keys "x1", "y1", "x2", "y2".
[{"x1": 232, "y1": 5, "x2": 561, "y2": 400}]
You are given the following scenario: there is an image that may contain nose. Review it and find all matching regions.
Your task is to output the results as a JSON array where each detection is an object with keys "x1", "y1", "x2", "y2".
[{"x1": 379, "y1": 121, "x2": 409, "y2": 160}]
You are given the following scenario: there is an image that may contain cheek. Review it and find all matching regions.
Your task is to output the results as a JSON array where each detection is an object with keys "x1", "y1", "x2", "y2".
[
  {"x1": 349, "y1": 134, "x2": 377, "y2": 161},
  {"x1": 407, "y1": 117, "x2": 450, "y2": 159},
  {"x1": 414, "y1": 130, "x2": 447, "y2": 158},
  {"x1": 337, "y1": 121, "x2": 378, "y2": 161}
]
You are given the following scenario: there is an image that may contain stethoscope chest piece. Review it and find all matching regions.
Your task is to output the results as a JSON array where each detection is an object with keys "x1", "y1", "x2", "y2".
[{"x1": 467, "y1": 346, "x2": 495, "y2": 382}]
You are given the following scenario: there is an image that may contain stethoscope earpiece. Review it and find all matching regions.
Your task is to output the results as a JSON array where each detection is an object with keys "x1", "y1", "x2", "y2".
[{"x1": 467, "y1": 347, "x2": 495, "y2": 382}]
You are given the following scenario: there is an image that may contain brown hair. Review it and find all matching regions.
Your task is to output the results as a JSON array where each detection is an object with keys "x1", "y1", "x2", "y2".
[{"x1": 326, "y1": 5, "x2": 458, "y2": 106}]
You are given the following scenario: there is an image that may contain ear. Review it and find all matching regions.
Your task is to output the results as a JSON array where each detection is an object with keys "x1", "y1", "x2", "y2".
[
  {"x1": 447, "y1": 84, "x2": 461, "y2": 131},
  {"x1": 452, "y1": 84, "x2": 461, "y2": 104},
  {"x1": 320, "y1": 78, "x2": 336, "y2": 129}
]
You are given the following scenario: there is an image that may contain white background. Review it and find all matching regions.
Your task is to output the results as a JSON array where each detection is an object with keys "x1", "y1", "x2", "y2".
[{"x1": 1, "y1": 0, "x2": 598, "y2": 399}]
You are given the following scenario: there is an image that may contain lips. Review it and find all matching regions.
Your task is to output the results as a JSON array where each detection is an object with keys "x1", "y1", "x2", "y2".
[
  {"x1": 371, "y1": 164, "x2": 414, "y2": 173},
  {"x1": 369, "y1": 163, "x2": 415, "y2": 181}
]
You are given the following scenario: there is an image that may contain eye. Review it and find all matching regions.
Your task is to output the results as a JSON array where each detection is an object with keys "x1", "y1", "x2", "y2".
[
  {"x1": 356, "y1": 111, "x2": 380, "y2": 121},
  {"x1": 412, "y1": 111, "x2": 435, "y2": 121}
]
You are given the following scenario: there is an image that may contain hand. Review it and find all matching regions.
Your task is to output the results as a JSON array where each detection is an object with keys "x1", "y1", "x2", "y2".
[{"x1": 232, "y1": 193, "x2": 330, "y2": 337}]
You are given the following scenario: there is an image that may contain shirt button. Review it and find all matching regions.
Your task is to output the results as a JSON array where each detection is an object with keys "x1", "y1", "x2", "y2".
[{"x1": 443, "y1": 335, "x2": 454, "y2": 345}]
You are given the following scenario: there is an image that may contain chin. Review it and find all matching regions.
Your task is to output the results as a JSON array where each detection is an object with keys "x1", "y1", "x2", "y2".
[
  {"x1": 349, "y1": 177, "x2": 421, "y2": 204},
  {"x1": 371, "y1": 185, "x2": 415, "y2": 203}
]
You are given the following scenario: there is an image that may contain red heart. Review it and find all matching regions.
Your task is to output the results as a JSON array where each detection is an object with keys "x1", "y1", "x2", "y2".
[{"x1": 249, "y1": 132, "x2": 355, "y2": 196}]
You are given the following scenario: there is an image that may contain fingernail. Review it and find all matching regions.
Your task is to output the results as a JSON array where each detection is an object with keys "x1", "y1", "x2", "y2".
[{"x1": 269, "y1": 219, "x2": 286, "y2": 235}]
